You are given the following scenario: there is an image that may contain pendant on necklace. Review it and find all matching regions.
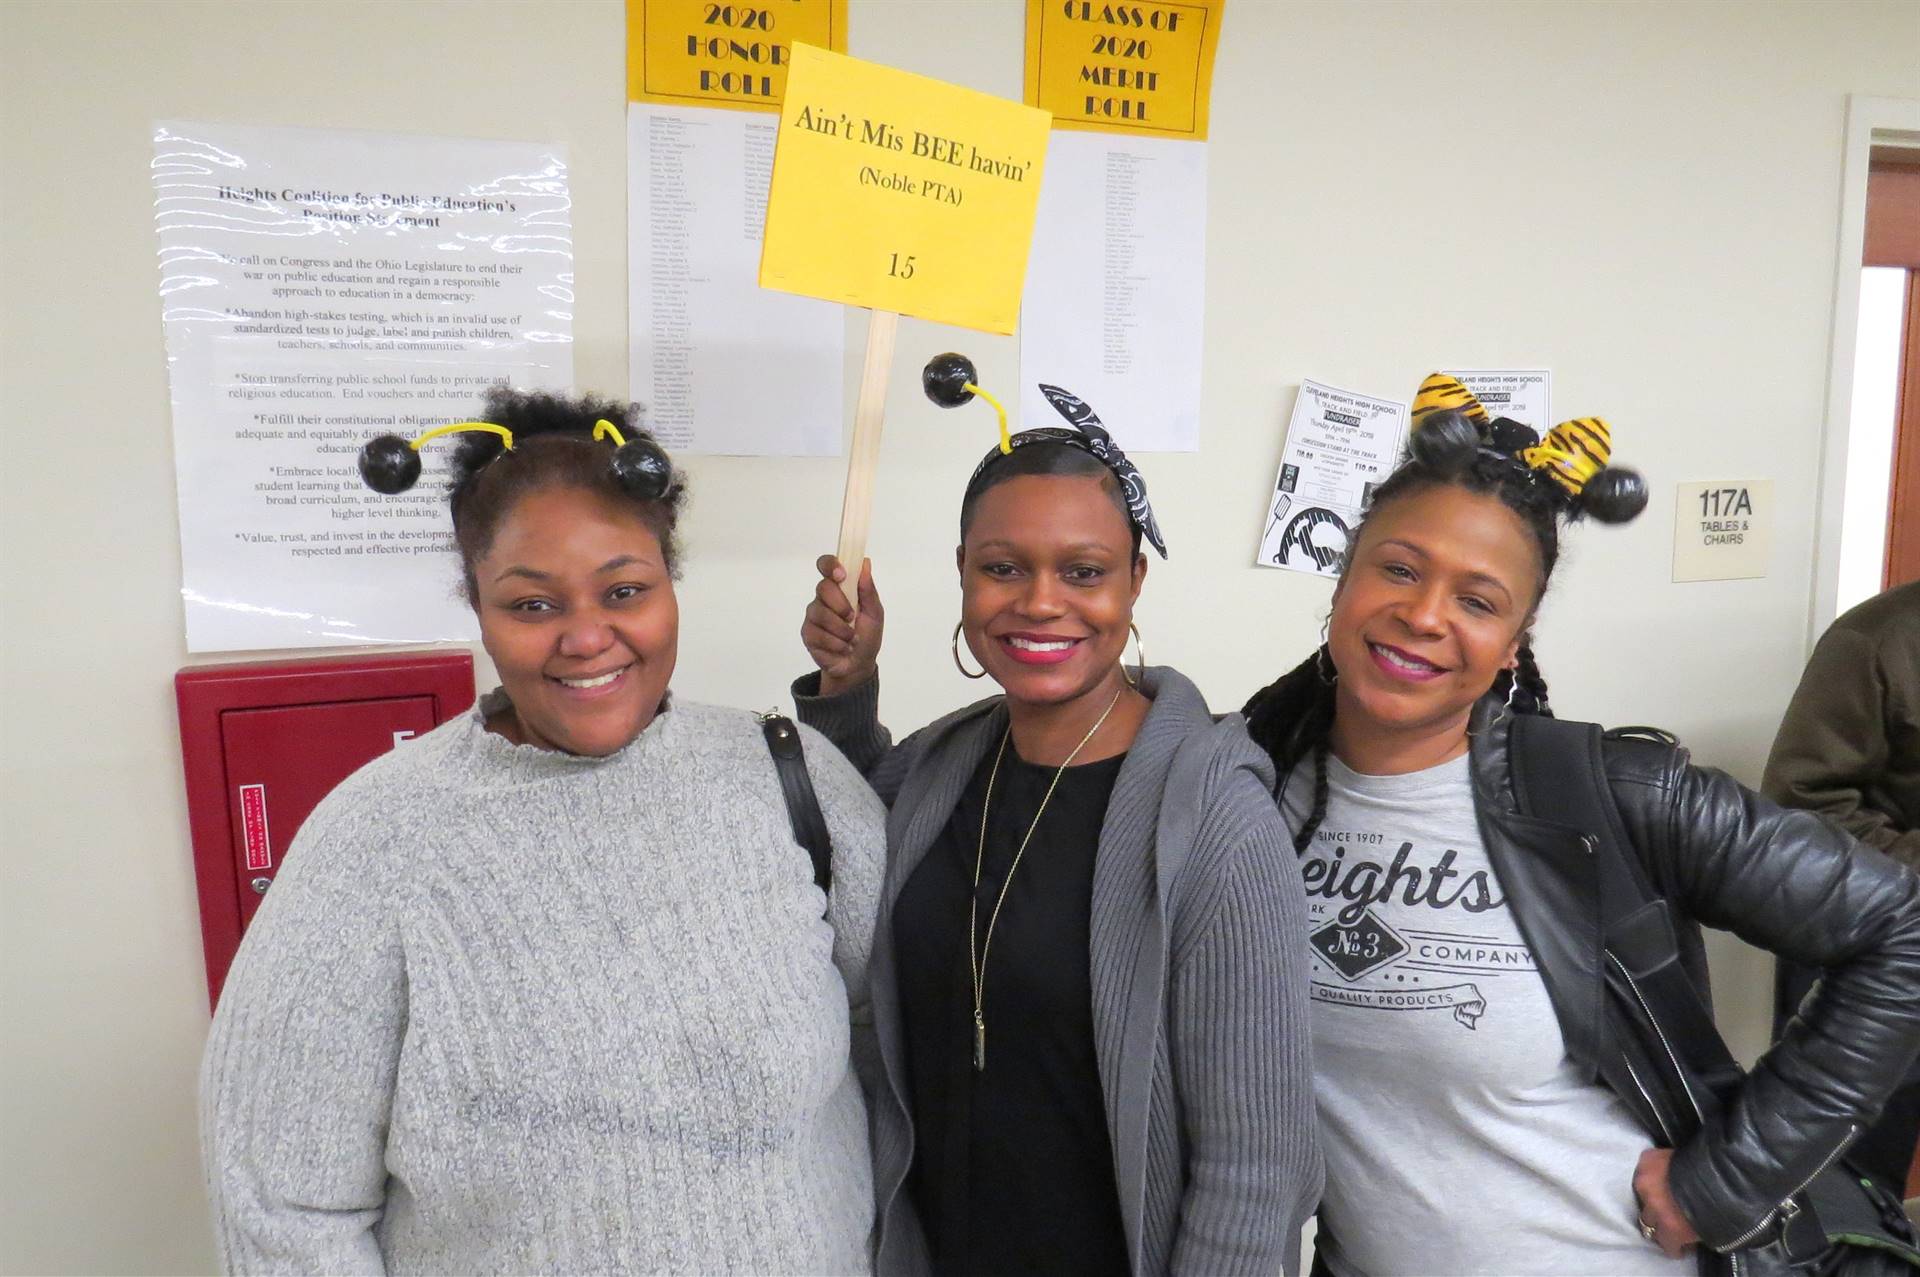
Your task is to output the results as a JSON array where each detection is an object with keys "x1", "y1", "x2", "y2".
[{"x1": 973, "y1": 1011, "x2": 987, "y2": 1071}]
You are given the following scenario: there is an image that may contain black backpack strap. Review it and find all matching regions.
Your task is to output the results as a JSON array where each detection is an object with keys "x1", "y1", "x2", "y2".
[{"x1": 760, "y1": 713, "x2": 832, "y2": 892}]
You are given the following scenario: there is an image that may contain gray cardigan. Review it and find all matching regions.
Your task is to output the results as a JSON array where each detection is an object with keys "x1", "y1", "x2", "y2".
[{"x1": 794, "y1": 666, "x2": 1321, "y2": 1277}]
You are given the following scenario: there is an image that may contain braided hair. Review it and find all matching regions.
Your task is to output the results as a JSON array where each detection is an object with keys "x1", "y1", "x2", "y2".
[{"x1": 1242, "y1": 408, "x2": 1645, "y2": 852}]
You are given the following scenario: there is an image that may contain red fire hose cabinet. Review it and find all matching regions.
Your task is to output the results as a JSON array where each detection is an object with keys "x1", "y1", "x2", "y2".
[{"x1": 175, "y1": 651, "x2": 475, "y2": 1008}]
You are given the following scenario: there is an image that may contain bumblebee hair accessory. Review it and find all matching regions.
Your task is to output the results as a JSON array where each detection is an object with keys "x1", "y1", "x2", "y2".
[
  {"x1": 1408, "y1": 371, "x2": 1646, "y2": 518},
  {"x1": 1411, "y1": 373, "x2": 1490, "y2": 430},
  {"x1": 1524, "y1": 417, "x2": 1610, "y2": 498},
  {"x1": 357, "y1": 415, "x2": 676, "y2": 501},
  {"x1": 358, "y1": 421, "x2": 512, "y2": 495}
]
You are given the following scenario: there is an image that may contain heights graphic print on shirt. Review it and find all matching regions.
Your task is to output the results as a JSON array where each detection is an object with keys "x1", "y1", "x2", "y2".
[{"x1": 1291, "y1": 757, "x2": 1536, "y2": 1032}]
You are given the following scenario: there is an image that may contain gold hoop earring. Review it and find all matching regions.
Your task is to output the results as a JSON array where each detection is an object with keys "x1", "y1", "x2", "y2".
[
  {"x1": 952, "y1": 621, "x2": 987, "y2": 679},
  {"x1": 1125, "y1": 622, "x2": 1146, "y2": 687}
]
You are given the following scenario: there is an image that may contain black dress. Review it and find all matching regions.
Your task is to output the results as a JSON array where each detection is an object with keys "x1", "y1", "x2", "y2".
[{"x1": 893, "y1": 742, "x2": 1131, "y2": 1277}]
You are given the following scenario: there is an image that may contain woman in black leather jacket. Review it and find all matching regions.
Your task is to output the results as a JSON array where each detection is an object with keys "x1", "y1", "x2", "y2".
[{"x1": 1242, "y1": 377, "x2": 1920, "y2": 1275}]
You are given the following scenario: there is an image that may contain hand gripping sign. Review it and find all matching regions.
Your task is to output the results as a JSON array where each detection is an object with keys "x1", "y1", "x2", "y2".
[{"x1": 758, "y1": 44, "x2": 1051, "y2": 606}]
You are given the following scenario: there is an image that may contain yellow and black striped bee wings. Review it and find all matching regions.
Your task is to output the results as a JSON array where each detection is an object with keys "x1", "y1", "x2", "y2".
[
  {"x1": 1525, "y1": 417, "x2": 1612, "y2": 497},
  {"x1": 1411, "y1": 373, "x2": 1490, "y2": 431}
]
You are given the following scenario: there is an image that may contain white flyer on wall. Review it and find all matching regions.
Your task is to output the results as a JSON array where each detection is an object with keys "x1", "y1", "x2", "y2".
[
  {"x1": 1449, "y1": 368, "x2": 1551, "y2": 432},
  {"x1": 1256, "y1": 380, "x2": 1408, "y2": 576},
  {"x1": 627, "y1": 102, "x2": 844, "y2": 456},
  {"x1": 1020, "y1": 132, "x2": 1206, "y2": 452},
  {"x1": 154, "y1": 121, "x2": 573, "y2": 653}
]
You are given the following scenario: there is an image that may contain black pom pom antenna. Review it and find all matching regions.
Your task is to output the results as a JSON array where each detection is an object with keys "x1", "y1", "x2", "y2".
[
  {"x1": 922, "y1": 352, "x2": 977, "y2": 408},
  {"x1": 358, "y1": 433, "x2": 423, "y2": 494},
  {"x1": 355, "y1": 418, "x2": 675, "y2": 501},
  {"x1": 1577, "y1": 467, "x2": 1649, "y2": 524},
  {"x1": 922, "y1": 352, "x2": 1010, "y2": 452}
]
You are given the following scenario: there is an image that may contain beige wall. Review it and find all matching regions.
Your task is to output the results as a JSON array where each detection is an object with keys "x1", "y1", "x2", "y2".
[{"x1": 4, "y1": 1, "x2": 1918, "y2": 1271}]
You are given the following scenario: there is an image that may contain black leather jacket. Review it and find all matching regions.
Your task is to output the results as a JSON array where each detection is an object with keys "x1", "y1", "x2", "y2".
[{"x1": 1466, "y1": 697, "x2": 1920, "y2": 1257}]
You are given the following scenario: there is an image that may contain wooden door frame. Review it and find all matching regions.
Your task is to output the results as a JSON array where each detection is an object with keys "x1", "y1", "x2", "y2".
[
  {"x1": 1809, "y1": 96, "x2": 1920, "y2": 644},
  {"x1": 1886, "y1": 270, "x2": 1920, "y2": 588}
]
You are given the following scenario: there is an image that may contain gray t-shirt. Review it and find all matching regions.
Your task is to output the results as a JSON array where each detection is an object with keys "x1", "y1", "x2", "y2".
[{"x1": 1284, "y1": 752, "x2": 1692, "y2": 1277}]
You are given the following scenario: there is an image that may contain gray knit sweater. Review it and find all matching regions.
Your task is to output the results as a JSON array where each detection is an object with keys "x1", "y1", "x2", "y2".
[
  {"x1": 200, "y1": 693, "x2": 887, "y2": 1275},
  {"x1": 793, "y1": 667, "x2": 1322, "y2": 1277}
]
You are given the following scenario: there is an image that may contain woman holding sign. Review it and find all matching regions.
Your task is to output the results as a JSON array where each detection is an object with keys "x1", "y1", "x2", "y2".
[
  {"x1": 1240, "y1": 376, "x2": 1920, "y2": 1273},
  {"x1": 797, "y1": 378, "x2": 1321, "y2": 1277}
]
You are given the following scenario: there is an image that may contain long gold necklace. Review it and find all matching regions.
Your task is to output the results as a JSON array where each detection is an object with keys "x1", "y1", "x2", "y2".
[{"x1": 968, "y1": 683, "x2": 1126, "y2": 1071}]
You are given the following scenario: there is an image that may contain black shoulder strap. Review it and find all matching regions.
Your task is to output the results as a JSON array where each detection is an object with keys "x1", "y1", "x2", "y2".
[
  {"x1": 761, "y1": 714, "x2": 832, "y2": 892},
  {"x1": 1509, "y1": 715, "x2": 1654, "y2": 921},
  {"x1": 1509, "y1": 715, "x2": 1745, "y2": 1106}
]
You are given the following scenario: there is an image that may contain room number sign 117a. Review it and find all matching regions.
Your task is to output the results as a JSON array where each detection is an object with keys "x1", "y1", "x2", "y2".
[
  {"x1": 1673, "y1": 480, "x2": 1773, "y2": 583},
  {"x1": 1698, "y1": 487, "x2": 1754, "y2": 519}
]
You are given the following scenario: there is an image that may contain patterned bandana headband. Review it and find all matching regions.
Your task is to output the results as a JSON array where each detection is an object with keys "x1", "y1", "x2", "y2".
[{"x1": 923, "y1": 353, "x2": 1168, "y2": 558}]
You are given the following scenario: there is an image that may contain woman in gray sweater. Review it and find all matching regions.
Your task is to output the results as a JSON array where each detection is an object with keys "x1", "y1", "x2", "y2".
[
  {"x1": 200, "y1": 391, "x2": 888, "y2": 1275},
  {"x1": 798, "y1": 386, "x2": 1322, "y2": 1276}
]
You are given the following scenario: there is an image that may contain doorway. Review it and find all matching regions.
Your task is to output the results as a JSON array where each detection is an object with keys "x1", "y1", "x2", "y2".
[{"x1": 1814, "y1": 97, "x2": 1920, "y2": 632}]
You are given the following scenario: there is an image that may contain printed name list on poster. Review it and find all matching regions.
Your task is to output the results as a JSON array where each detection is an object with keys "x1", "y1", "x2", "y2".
[
  {"x1": 627, "y1": 0, "x2": 846, "y2": 455},
  {"x1": 1450, "y1": 369, "x2": 1551, "y2": 433},
  {"x1": 154, "y1": 121, "x2": 573, "y2": 653},
  {"x1": 1020, "y1": 0, "x2": 1225, "y2": 452},
  {"x1": 1257, "y1": 380, "x2": 1408, "y2": 577}
]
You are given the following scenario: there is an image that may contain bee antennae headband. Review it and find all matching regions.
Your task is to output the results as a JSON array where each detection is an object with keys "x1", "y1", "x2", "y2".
[
  {"x1": 925, "y1": 352, "x2": 1168, "y2": 558},
  {"x1": 356, "y1": 417, "x2": 674, "y2": 501}
]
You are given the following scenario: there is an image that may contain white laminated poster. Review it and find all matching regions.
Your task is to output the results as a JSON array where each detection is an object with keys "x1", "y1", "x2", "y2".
[
  {"x1": 1449, "y1": 369, "x2": 1552, "y2": 432},
  {"x1": 1256, "y1": 380, "x2": 1409, "y2": 576},
  {"x1": 627, "y1": 102, "x2": 844, "y2": 456},
  {"x1": 154, "y1": 121, "x2": 573, "y2": 653},
  {"x1": 1020, "y1": 132, "x2": 1206, "y2": 452}
]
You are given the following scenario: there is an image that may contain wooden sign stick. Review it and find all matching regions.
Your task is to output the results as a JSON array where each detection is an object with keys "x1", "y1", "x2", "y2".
[{"x1": 833, "y1": 308, "x2": 899, "y2": 611}]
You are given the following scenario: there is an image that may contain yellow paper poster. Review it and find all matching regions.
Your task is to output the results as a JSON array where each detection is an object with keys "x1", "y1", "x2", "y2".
[
  {"x1": 627, "y1": 0, "x2": 846, "y2": 111},
  {"x1": 1024, "y1": 0, "x2": 1224, "y2": 139},
  {"x1": 758, "y1": 45, "x2": 1051, "y2": 335}
]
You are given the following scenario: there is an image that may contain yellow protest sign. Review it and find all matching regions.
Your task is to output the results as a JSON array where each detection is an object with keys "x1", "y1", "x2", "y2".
[
  {"x1": 758, "y1": 44, "x2": 1051, "y2": 335},
  {"x1": 1025, "y1": 0, "x2": 1224, "y2": 140},
  {"x1": 627, "y1": 0, "x2": 846, "y2": 111}
]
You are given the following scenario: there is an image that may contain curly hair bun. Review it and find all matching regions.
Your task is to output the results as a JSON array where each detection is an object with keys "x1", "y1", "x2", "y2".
[
  {"x1": 1409, "y1": 409, "x2": 1484, "y2": 473},
  {"x1": 358, "y1": 434, "x2": 421, "y2": 494},
  {"x1": 1577, "y1": 466, "x2": 1649, "y2": 524}
]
